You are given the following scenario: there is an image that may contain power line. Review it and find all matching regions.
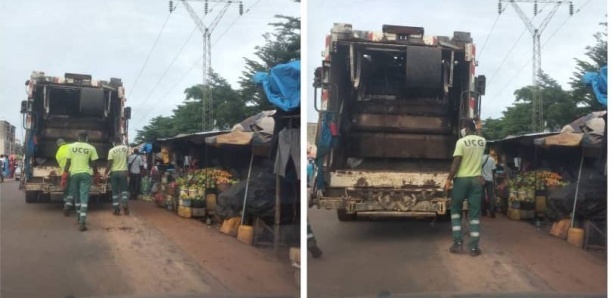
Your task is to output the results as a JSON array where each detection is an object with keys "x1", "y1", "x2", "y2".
[
  {"x1": 485, "y1": 27, "x2": 529, "y2": 86},
  {"x1": 129, "y1": 3, "x2": 221, "y2": 111},
  {"x1": 484, "y1": 0, "x2": 595, "y2": 111},
  {"x1": 132, "y1": 0, "x2": 267, "y2": 130},
  {"x1": 486, "y1": 2, "x2": 550, "y2": 87},
  {"x1": 127, "y1": 13, "x2": 172, "y2": 99},
  {"x1": 543, "y1": 0, "x2": 593, "y2": 45},
  {"x1": 477, "y1": 3, "x2": 508, "y2": 61}
]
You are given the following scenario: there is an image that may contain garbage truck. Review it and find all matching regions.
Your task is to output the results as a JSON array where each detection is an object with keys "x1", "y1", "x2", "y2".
[
  {"x1": 311, "y1": 23, "x2": 486, "y2": 221},
  {"x1": 20, "y1": 71, "x2": 131, "y2": 203}
]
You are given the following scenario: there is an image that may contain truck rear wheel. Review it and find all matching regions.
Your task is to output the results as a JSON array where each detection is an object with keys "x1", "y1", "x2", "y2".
[
  {"x1": 337, "y1": 208, "x2": 357, "y2": 222},
  {"x1": 25, "y1": 191, "x2": 39, "y2": 203}
]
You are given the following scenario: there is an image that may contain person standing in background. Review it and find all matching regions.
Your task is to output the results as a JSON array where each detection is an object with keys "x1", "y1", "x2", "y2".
[
  {"x1": 481, "y1": 152, "x2": 497, "y2": 218},
  {"x1": 128, "y1": 149, "x2": 145, "y2": 200},
  {"x1": 0, "y1": 155, "x2": 5, "y2": 182}
]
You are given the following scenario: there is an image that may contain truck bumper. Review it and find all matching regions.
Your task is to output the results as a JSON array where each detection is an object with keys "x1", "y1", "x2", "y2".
[
  {"x1": 318, "y1": 196, "x2": 449, "y2": 217},
  {"x1": 24, "y1": 183, "x2": 110, "y2": 195},
  {"x1": 317, "y1": 170, "x2": 450, "y2": 217}
]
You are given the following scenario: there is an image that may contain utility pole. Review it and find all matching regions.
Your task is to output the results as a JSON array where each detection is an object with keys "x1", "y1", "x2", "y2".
[
  {"x1": 169, "y1": 0, "x2": 243, "y2": 131},
  {"x1": 499, "y1": 0, "x2": 573, "y2": 132}
]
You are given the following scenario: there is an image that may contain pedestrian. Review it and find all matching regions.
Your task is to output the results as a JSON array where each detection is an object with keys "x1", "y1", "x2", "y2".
[
  {"x1": 62, "y1": 131, "x2": 99, "y2": 232},
  {"x1": 128, "y1": 149, "x2": 145, "y2": 200},
  {"x1": 55, "y1": 138, "x2": 73, "y2": 216},
  {"x1": 105, "y1": 137, "x2": 130, "y2": 216},
  {"x1": 0, "y1": 154, "x2": 5, "y2": 182},
  {"x1": 481, "y1": 152, "x2": 497, "y2": 218},
  {"x1": 444, "y1": 120, "x2": 486, "y2": 257}
]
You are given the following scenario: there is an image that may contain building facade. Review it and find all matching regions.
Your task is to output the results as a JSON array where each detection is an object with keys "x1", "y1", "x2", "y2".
[{"x1": 0, "y1": 121, "x2": 16, "y2": 156}]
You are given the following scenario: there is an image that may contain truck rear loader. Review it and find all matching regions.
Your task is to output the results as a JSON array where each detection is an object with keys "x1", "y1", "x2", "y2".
[
  {"x1": 312, "y1": 24, "x2": 486, "y2": 221},
  {"x1": 20, "y1": 72, "x2": 131, "y2": 203}
]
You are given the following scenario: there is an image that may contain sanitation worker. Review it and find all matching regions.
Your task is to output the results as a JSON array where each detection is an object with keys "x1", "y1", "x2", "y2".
[
  {"x1": 56, "y1": 138, "x2": 73, "y2": 216},
  {"x1": 444, "y1": 120, "x2": 486, "y2": 257},
  {"x1": 63, "y1": 131, "x2": 99, "y2": 231},
  {"x1": 104, "y1": 137, "x2": 130, "y2": 216}
]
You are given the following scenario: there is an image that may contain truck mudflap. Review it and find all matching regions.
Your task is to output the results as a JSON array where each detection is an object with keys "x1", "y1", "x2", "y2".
[{"x1": 316, "y1": 170, "x2": 450, "y2": 218}]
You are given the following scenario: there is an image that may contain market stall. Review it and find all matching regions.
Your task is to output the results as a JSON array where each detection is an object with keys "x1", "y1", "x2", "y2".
[
  {"x1": 533, "y1": 112, "x2": 606, "y2": 249},
  {"x1": 487, "y1": 132, "x2": 562, "y2": 218}
]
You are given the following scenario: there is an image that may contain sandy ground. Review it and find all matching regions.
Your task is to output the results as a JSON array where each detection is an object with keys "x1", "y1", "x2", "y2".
[
  {"x1": 0, "y1": 180, "x2": 297, "y2": 298},
  {"x1": 308, "y1": 207, "x2": 606, "y2": 298}
]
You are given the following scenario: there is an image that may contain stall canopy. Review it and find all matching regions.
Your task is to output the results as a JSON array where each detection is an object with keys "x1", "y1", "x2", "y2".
[
  {"x1": 534, "y1": 111, "x2": 606, "y2": 147},
  {"x1": 205, "y1": 111, "x2": 275, "y2": 146}
]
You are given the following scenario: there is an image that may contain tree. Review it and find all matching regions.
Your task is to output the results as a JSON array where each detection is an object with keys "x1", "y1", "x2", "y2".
[
  {"x1": 239, "y1": 15, "x2": 300, "y2": 111},
  {"x1": 482, "y1": 73, "x2": 576, "y2": 139},
  {"x1": 134, "y1": 116, "x2": 175, "y2": 143},
  {"x1": 514, "y1": 73, "x2": 578, "y2": 131},
  {"x1": 569, "y1": 23, "x2": 607, "y2": 114},
  {"x1": 183, "y1": 71, "x2": 247, "y2": 131},
  {"x1": 134, "y1": 71, "x2": 246, "y2": 143}
]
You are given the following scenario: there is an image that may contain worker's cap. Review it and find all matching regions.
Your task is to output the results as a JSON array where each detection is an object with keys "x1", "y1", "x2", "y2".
[{"x1": 56, "y1": 138, "x2": 66, "y2": 147}]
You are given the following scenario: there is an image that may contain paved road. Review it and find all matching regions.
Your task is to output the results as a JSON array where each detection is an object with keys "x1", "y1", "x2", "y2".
[
  {"x1": 308, "y1": 208, "x2": 607, "y2": 298},
  {"x1": 0, "y1": 181, "x2": 296, "y2": 298}
]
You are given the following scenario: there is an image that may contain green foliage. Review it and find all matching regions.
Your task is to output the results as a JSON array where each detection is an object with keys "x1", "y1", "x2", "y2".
[
  {"x1": 239, "y1": 15, "x2": 300, "y2": 111},
  {"x1": 483, "y1": 24, "x2": 607, "y2": 140},
  {"x1": 135, "y1": 13, "x2": 300, "y2": 144},
  {"x1": 569, "y1": 23, "x2": 607, "y2": 114}
]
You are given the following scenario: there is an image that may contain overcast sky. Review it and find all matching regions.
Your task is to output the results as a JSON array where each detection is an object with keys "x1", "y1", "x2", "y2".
[
  {"x1": 0, "y1": 0, "x2": 298, "y2": 142},
  {"x1": 306, "y1": 0, "x2": 608, "y2": 123}
]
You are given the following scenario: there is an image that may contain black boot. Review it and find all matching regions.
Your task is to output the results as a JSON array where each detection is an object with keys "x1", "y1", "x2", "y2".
[
  {"x1": 470, "y1": 247, "x2": 482, "y2": 257},
  {"x1": 449, "y1": 241, "x2": 464, "y2": 253},
  {"x1": 79, "y1": 224, "x2": 87, "y2": 232},
  {"x1": 113, "y1": 208, "x2": 120, "y2": 216},
  {"x1": 124, "y1": 207, "x2": 130, "y2": 215}
]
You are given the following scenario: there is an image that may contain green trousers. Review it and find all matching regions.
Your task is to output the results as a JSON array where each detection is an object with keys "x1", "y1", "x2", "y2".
[
  {"x1": 110, "y1": 171, "x2": 129, "y2": 210},
  {"x1": 71, "y1": 173, "x2": 92, "y2": 225},
  {"x1": 450, "y1": 177, "x2": 483, "y2": 249},
  {"x1": 63, "y1": 176, "x2": 73, "y2": 209}
]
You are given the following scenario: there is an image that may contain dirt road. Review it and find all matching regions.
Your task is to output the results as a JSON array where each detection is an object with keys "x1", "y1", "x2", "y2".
[
  {"x1": 0, "y1": 181, "x2": 297, "y2": 298},
  {"x1": 308, "y1": 208, "x2": 606, "y2": 298}
]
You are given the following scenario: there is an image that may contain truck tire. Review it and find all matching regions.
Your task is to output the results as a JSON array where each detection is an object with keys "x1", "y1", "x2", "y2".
[
  {"x1": 25, "y1": 191, "x2": 39, "y2": 203},
  {"x1": 337, "y1": 208, "x2": 357, "y2": 222}
]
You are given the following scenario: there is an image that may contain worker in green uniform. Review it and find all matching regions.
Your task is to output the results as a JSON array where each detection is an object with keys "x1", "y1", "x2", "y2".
[
  {"x1": 56, "y1": 138, "x2": 73, "y2": 216},
  {"x1": 63, "y1": 132, "x2": 99, "y2": 231},
  {"x1": 445, "y1": 120, "x2": 486, "y2": 257},
  {"x1": 104, "y1": 137, "x2": 130, "y2": 216}
]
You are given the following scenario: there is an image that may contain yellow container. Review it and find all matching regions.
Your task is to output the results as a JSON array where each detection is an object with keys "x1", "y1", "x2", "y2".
[
  {"x1": 550, "y1": 219, "x2": 571, "y2": 239},
  {"x1": 178, "y1": 206, "x2": 192, "y2": 218},
  {"x1": 220, "y1": 217, "x2": 241, "y2": 237},
  {"x1": 237, "y1": 225, "x2": 254, "y2": 245},
  {"x1": 535, "y1": 196, "x2": 547, "y2": 212},
  {"x1": 507, "y1": 208, "x2": 521, "y2": 220},
  {"x1": 567, "y1": 227, "x2": 585, "y2": 247}
]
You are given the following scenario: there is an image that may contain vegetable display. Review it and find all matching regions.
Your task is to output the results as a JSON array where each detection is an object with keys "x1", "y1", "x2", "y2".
[{"x1": 176, "y1": 168, "x2": 238, "y2": 199}]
